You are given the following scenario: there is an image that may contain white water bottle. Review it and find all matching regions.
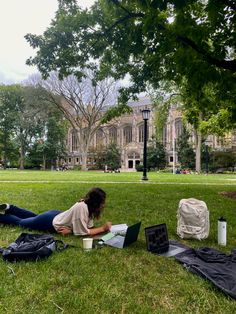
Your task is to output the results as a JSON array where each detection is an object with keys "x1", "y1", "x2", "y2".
[{"x1": 218, "y1": 217, "x2": 227, "y2": 246}]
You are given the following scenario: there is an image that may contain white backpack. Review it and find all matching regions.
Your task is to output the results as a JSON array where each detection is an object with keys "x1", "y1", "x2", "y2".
[{"x1": 177, "y1": 198, "x2": 209, "y2": 240}]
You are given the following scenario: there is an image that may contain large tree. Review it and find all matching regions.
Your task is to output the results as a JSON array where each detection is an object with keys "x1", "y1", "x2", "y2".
[
  {"x1": 147, "y1": 137, "x2": 167, "y2": 170},
  {"x1": 104, "y1": 143, "x2": 121, "y2": 171},
  {"x1": 27, "y1": 112, "x2": 68, "y2": 170},
  {"x1": 152, "y1": 81, "x2": 236, "y2": 172},
  {"x1": 15, "y1": 86, "x2": 53, "y2": 169},
  {"x1": 0, "y1": 85, "x2": 42, "y2": 169},
  {"x1": 177, "y1": 127, "x2": 195, "y2": 170},
  {"x1": 25, "y1": 0, "x2": 236, "y2": 115},
  {"x1": 37, "y1": 69, "x2": 119, "y2": 170},
  {"x1": 0, "y1": 85, "x2": 19, "y2": 168},
  {"x1": 0, "y1": 84, "x2": 66, "y2": 169}
]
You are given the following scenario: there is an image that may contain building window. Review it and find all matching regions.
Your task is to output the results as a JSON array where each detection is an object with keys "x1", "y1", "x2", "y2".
[
  {"x1": 82, "y1": 128, "x2": 88, "y2": 141},
  {"x1": 123, "y1": 126, "x2": 132, "y2": 144},
  {"x1": 232, "y1": 132, "x2": 236, "y2": 142},
  {"x1": 163, "y1": 126, "x2": 167, "y2": 145},
  {"x1": 96, "y1": 128, "x2": 104, "y2": 147},
  {"x1": 128, "y1": 151, "x2": 140, "y2": 159},
  {"x1": 138, "y1": 124, "x2": 144, "y2": 142},
  {"x1": 109, "y1": 127, "x2": 117, "y2": 144},
  {"x1": 71, "y1": 129, "x2": 78, "y2": 151},
  {"x1": 138, "y1": 123, "x2": 149, "y2": 142},
  {"x1": 175, "y1": 118, "x2": 183, "y2": 138},
  {"x1": 216, "y1": 136, "x2": 224, "y2": 146}
]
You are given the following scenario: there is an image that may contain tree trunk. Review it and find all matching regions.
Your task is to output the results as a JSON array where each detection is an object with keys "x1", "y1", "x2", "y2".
[
  {"x1": 80, "y1": 135, "x2": 91, "y2": 171},
  {"x1": 42, "y1": 154, "x2": 46, "y2": 170},
  {"x1": 195, "y1": 130, "x2": 202, "y2": 173},
  {"x1": 19, "y1": 146, "x2": 25, "y2": 170},
  {"x1": 55, "y1": 158, "x2": 59, "y2": 170},
  {"x1": 81, "y1": 152, "x2": 88, "y2": 171},
  {"x1": 3, "y1": 153, "x2": 7, "y2": 170},
  {"x1": 3, "y1": 137, "x2": 7, "y2": 169}
]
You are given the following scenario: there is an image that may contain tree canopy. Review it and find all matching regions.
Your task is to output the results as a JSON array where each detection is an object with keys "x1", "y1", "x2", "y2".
[{"x1": 25, "y1": 0, "x2": 236, "y2": 114}]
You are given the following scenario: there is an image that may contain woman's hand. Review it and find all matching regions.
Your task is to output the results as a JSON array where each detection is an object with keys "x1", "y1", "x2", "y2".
[
  {"x1": 57, "y1": 226, "x2": 72, "y2": 236},
  {"x1": 102, "y1": 221, "x2": 112, "y2": 232},
  {"x1": 88, "y1": 222, "x2": 112, "y2": 236}
]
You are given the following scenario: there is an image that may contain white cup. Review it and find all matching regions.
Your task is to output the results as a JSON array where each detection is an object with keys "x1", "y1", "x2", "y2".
[{"x1": 83, "y1": 238, "x2": 93, "y2": 251}]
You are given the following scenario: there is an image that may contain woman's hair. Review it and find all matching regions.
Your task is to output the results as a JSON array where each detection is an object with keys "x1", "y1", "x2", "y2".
[{"x1": 83, "y1": 187, "x2": 106, "y2": 219}]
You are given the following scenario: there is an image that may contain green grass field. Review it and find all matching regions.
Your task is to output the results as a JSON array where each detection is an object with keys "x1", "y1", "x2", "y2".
[{"x1": 0, "y1": 170, "x2": 236, "y2": 313}]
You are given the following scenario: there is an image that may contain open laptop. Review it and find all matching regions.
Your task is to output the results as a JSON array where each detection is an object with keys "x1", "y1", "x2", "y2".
[
  {"x1": 145, "y1": 223, "x2": 187, "y2": 257},
  {"x1": 103, "y1": 222, "x2": 141, "y2": 249}
]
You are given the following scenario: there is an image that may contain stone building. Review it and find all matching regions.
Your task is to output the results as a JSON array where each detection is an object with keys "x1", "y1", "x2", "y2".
[{"x1": 65, "y1": 96, "x2": 236, "y2": 171}]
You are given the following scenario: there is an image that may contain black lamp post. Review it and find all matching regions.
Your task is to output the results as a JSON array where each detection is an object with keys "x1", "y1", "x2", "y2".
[{"x1": 141, "y1": 108, "x2": 150, "y2": 181}]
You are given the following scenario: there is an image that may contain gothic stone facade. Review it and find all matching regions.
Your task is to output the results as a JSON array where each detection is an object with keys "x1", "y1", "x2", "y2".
[{"x1": 65, "y1": 97, "x2": 236, "y2": 171}]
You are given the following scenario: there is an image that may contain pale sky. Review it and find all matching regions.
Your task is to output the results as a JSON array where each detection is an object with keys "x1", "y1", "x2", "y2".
[{"x1": 0, "y1": 0, "x2": 95, "y2": 84}]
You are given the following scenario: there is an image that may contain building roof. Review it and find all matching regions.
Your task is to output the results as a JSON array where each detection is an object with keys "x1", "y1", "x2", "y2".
[{"x1": 128, "y1": 96, "x2": 152, "y2": 107}]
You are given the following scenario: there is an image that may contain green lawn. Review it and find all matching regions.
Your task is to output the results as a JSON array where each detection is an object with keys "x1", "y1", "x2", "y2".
[{"x1": 0, "y1": 170, "x2": 236, "y2": 313}]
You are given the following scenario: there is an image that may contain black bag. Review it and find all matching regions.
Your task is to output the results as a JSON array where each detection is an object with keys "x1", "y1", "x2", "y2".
[{"x1": 0, "y1": 233, "x2": 68, "y2": 262}]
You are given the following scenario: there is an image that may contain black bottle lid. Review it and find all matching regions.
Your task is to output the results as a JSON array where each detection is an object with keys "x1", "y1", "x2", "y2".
[{"x1": 218, "y1": 217, "x2": 226, "y2": 222}]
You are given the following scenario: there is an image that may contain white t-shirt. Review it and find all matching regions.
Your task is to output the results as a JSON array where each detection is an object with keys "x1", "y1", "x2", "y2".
[{"x1": 52, "y1": 201, "x2": 94, "y2": 235}]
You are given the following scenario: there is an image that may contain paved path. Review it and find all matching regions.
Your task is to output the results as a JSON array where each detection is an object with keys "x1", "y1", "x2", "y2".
[{"x1": 0, "y1": 180, "x2": 236, "y2": 185}]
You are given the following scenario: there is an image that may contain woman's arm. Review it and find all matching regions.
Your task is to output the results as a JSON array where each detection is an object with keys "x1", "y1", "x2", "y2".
[
  {"x1": 56, "y1": 222, "x2": 112, "y2": 236},
  {"x1": 88, "y1": 221, "x2": 112, "y2": 236},
  {"x1": 57, "y1": 226, "x2": 72, "y2": 236}
]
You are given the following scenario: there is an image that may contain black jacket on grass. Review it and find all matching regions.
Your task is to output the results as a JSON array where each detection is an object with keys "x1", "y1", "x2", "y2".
[{"x1": 175, "y1": 247, "x2": 236, "y2": 299}]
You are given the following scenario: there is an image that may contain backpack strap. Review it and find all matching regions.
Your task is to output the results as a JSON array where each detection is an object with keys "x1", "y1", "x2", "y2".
[{"x1": 55, "y1": 240, "x2": 75, "y2": 251}]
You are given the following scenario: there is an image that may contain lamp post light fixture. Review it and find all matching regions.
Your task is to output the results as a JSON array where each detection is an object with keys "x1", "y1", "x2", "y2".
[{"x1": 141, "y1": 108, "x2": 150, "y2": 181}]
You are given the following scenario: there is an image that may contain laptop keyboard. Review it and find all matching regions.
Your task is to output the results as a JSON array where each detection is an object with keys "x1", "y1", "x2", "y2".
[{"x1": 106, "y1": 235, "x2": 123, "y2": 245}]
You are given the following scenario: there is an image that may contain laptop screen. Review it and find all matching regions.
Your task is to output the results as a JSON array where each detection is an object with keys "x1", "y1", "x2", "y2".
[
  {"x1": 123, "y1": 222, "x2": 141, "y2": 247},
  {"x1": 145, "y1": 223, "x2": 169, "y2": 253}
]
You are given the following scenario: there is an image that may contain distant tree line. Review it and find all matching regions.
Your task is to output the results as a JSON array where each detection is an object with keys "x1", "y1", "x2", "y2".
[{"x1": 0, "y1": 84, "x2": 68, "y2": 170}]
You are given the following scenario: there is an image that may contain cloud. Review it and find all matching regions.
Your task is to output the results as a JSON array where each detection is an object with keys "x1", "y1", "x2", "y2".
[
  {"x1": 0, "y1": 0, "x2": 58, "y2": 84},
  {"x1": 0, "y1": 0, "x2": 96, "y2": 84}
]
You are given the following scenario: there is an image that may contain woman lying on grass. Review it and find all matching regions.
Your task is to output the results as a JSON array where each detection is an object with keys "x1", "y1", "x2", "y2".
[{"x1": 0, "y1": 187, "x2": 112, "y2": 236}]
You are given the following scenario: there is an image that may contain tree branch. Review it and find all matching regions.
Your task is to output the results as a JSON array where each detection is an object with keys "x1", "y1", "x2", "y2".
[
  {"x1": 103, "y1": 12, "x2": 144, "y2": 34},
  {"x1": 217, "y1": 0, "x2": 236, "y2": 11},
  {"x1": 105, "y1": 2, "x2": 236, "y2": 72},
  {"x1": 176, "y1": 35, "x2": 236, "y2": 72}
]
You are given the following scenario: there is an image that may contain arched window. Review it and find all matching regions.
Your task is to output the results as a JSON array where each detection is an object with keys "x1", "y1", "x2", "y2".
[
  {"x1": 128, "y1": 151, "x2": 140, "y2": 159},
  {"x1": 175, "y1": 118, "x2": 183, "y2": 138},
  {"x1": 71, "y1": 129, "x2": 78, "y2": 151},
  {"x1": 123, "y1": 126, "x2": 132, "y2": 144},
  {"x1": 138, "y1": 123, "x2": 144, "y2": 142},
  {"x1": 96, "y1": 128, "x2": 104, "y2": 147},
  {"x1": 109, "y1": 127, "x2": 117, "y2": 143},
  {"x1": 82, "y1": 128, "x2": 88, "y2": 141},
  {"x1": 138, "y1": 123, "x2": 149, "y2": 142},
  {"x1": 232, "y1": 131, "x2": 236, "y2": 142},
  {"x1": 163, "y1": 125, "x2": 167, "y2": 145}
]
